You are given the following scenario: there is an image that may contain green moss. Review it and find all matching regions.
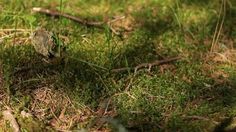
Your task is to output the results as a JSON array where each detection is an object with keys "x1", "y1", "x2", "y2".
[
  {"x1": 1, "y1": 0, "x2": 236, "y2": 131},
  {"x1": 17, "y1": 115, "x2": 54, "y2": 132}
]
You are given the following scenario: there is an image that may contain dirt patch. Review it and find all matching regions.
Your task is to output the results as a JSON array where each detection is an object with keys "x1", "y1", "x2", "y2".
[
  {"x1": 30, "y1": 86, "x2": 93, "y2": 130},
  {"x1": 108, "y1": 15, "x2": 136, "y2": 37},
  {"x1": 203, "y1": 50, "x2": 236, "y2": 84}
]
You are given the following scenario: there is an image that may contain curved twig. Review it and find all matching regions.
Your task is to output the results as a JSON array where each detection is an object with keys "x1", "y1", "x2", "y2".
[
  {"x1": 111, "y1": 56, "x2": 181, "y2": 73},
  {"x1": 32, "y1": 7, "x2": 105, "y2": 28}
]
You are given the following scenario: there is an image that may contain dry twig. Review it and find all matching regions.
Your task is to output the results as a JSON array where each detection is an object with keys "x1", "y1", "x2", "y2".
[
  {"x1": 0, "y1": 29, "x2": 31, "y2": 32},
  {"x1": 32, "y1": 7, "x2": 131, "y2": 35},
  {"x1": 111, "y1": 56, "x2": 181, "y2": 73},
  {"x1": 32, "y1": 7, "x2": 104, "y2": 28}
]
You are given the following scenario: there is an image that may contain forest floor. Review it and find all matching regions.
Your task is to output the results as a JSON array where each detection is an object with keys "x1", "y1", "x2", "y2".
[{"x1": 1, "y1": 0, "x2": 236, "y2": 131}]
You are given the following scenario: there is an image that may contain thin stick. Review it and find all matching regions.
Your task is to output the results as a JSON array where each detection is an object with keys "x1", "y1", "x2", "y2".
[
  {"x1": 0, "y1": 29, "x2": 31, "y2": 32},
  {"x1": 111, "y1": 56, "x2": 181, "y2": 73},
  {"x1": 32, "y1": 7, "x2": 129, "y2": 35},
  {"x1": 0, "y1": 32, "x2": 29, "y2": 40},
  {"x1": 32, "y1": 7, "x2": 104, "y2": 28}
]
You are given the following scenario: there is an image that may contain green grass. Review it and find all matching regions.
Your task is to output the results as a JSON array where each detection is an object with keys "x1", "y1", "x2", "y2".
[{"x1": 1, "y1": 0, "x2": 236, "y2": 131}]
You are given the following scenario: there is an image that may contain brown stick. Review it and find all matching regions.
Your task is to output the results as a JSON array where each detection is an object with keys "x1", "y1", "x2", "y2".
[
  {"x1": 111, "y1": 56, "x2": 181, "y2": 73},
  {"x1": 32, "y1": 7, "x2": 105, "y2": 28}
]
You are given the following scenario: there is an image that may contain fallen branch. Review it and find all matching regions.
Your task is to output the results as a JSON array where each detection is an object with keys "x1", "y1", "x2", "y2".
[
  {"x1": 32, "y1": 7, "x2": 105, "y2": 28},
  {"x1": 0, "y1": 29, "x2": 31, "y2": 32},
  {"x1": 32, "y1": 7, "x2": 130, "y2": 35},
  {"x1": 111, "y1": 56, "x2": 181, "y2": 73}
]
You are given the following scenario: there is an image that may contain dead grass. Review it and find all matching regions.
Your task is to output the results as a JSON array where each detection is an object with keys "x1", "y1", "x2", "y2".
[
  {"x1": 209, "y1": 50, "x2": 236, "y2": 65},
  {"x1": 30, "y1": 86, "x2": 92, "y2": 130}
]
